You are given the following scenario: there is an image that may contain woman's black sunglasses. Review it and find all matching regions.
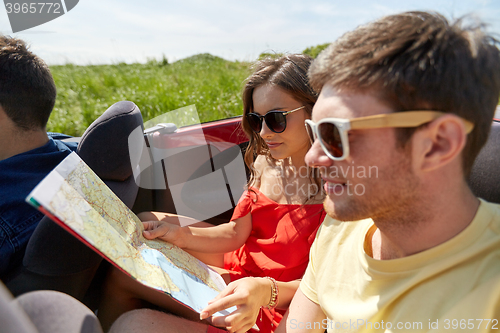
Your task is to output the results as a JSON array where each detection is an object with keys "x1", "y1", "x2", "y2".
[{"x1": 246, "y1": 106, "x2": 305, "y2": 133}]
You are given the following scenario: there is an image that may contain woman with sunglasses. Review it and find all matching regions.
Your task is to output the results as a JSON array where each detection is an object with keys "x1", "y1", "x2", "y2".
[{"x1": 102, "y1": 54, "x2": 325, "y2": 333}]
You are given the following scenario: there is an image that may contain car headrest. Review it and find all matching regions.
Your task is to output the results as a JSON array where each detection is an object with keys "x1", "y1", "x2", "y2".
[
  {"x1": 77, "y1": 101, "x2": 143, "y2": 182},
  {"x1": 469, "y1": 120, "x2": 500, "y2": 204},
  {"x1": 77, "y1": 101, "x2": 144, "y2": 208}
]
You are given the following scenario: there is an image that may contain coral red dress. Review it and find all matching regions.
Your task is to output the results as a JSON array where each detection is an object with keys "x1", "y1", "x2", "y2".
[{"x1": 223, "y1": 187, "x2": 326, "y2": 333}]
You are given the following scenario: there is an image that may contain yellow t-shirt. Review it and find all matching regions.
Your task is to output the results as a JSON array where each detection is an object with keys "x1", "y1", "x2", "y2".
[{"x1": 300, "y1": 199, "x2": 500, "y2": 332}]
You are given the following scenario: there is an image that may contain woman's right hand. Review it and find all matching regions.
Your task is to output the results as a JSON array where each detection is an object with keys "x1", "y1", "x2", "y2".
[
  {"x1": 200, "y1": 277, "x2": 272, "y2": 333},
  {"x1": 142, "y1": 220, "x2": 184, "y2": 247}
]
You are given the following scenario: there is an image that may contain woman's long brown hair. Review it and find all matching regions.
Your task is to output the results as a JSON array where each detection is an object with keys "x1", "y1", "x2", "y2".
[{"x1": 240, "y1": 54, "x2": 322, "y2": 201}]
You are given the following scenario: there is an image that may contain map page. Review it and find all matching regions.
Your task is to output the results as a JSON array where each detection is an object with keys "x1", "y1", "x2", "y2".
[{"x1": 26, "y1": 152, "x2": 232, "y2": 316}]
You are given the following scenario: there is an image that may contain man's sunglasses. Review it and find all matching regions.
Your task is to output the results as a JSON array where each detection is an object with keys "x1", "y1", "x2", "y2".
[
  {"x1": 246, "y1": 106, "x2": 305, "y2": 133},
  {"x1": 305, "y1": 111, "x2": 474, "y2": 161}
]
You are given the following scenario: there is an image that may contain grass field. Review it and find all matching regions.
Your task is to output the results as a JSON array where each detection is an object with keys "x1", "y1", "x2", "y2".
[
  {"x1": 47, "y1": 43, "x2": 333, "y2": 136},
  {"x1": 48, "y1": 54, "x2": 252, "y2": 136}
]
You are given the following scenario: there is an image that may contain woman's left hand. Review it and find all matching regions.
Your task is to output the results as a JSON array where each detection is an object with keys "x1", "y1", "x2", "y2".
[{"x1": 200, "y1": 277, "x2": 271, "y2": 333}]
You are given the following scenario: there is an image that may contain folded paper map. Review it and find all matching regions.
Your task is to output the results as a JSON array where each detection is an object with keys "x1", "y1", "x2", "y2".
[{"x1": 26, "y1": 152, "x2": 232, "y2": 316}]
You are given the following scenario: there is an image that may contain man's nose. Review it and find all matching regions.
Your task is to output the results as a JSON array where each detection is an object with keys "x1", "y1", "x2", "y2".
[{"x1": 305, "y1": 140, "x2": 333, "y2": 168}]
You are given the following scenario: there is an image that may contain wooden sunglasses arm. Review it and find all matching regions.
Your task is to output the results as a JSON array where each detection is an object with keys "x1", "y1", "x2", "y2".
[{"x1": 350, "y1": 111, "x2": 474, "y2": 133}]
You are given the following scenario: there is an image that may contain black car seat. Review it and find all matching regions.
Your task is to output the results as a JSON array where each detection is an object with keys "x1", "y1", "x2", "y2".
[
  {"x1": 469, "y1": 119, "x2": 500, "y2": 204},
  {"x1": 5, "y1": 101, "x2": 143, "y2": 307}
]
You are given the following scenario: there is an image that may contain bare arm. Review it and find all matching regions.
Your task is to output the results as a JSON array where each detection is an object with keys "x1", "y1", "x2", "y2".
[
  {"x1": 142, "y1": 212, "x2": 252, "y2": 254},
  {"x1": 276, "y1": 288, "x2": 326, "y2": 333},
  {"x1": 275, "y1": 279, "x2": 300, "y2": 310}
]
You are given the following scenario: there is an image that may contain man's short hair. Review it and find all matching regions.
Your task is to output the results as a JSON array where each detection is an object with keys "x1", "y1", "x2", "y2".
[
  {"x1": 309, "y1": 11, "x2": 500, "y2": 176},
  {"x1": 0, "y1": 35, "x2": 56, "y2": 131}
]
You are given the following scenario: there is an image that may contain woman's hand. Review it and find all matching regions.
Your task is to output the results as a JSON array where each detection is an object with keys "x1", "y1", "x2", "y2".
[
  {"x1": 142, "y1": 220, "x2": 185, "y2": 247},
  {"x1": 200, "y1": 277, "x2": 272, "y2": 333}
]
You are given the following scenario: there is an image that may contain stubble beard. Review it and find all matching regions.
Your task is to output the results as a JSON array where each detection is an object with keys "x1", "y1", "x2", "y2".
[{"x1": 323, "y1": 151, "x2": 420, "y2": 223}]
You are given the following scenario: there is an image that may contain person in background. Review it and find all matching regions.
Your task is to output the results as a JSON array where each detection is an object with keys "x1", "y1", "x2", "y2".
[
  {"x1": 0, "y1": 35, "x2": 75, "y2": 279},
  {"x1": 0, "y1": 35, "x2": 143, "y2": 305}
]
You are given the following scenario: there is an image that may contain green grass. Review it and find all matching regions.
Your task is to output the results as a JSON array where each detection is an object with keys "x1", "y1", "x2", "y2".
[
  {"x1": 47, "y1": 42, "x2": 334, "y2": 137},
  {"x1": 48, "y1": 54, "x2": 252, "y2": 136}
]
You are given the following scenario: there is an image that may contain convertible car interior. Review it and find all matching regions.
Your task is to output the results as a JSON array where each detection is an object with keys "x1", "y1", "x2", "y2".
[{"x1": 3, "y1": 101, "x2": 500, "y2": 313}]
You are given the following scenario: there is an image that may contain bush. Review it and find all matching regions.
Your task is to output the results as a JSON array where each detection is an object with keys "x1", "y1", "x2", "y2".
[{"x1": 302, "y1": 43, "x2": 330, "y2": 58}]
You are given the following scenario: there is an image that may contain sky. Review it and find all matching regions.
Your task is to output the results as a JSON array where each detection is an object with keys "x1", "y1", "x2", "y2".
[{"x1": 0, "y1": 0, "x2": 499, "y2": 65}]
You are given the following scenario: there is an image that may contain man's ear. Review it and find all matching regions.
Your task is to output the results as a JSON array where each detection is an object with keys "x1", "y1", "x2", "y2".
[{"x1": 412, "y1": 114, "x2": 469, "y2": 173}]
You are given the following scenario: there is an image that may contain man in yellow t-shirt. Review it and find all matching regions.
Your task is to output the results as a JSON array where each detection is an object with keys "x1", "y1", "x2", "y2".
[{"x1": 277, "y1": 11, "x2": 500, "y2": 333}]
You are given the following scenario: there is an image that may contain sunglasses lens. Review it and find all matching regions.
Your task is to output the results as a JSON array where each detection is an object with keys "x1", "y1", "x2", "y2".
[
  {"x1": 318, "y1": 122, "x2": 343, "y2": 158},
  {"x1": 246, "y1": 113, "x2": 262, "y2": 132},
  {"x1": 265, "y1": 112, "x2": 286, "y2": 133}
]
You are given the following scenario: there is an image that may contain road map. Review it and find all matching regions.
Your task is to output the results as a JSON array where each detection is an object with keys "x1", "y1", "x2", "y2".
[{"x1": 26, "y1": 152, "x2": 231, "y2": 315}]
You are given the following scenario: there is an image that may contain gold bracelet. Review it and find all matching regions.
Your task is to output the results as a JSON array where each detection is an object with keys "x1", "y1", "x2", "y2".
[{"x1": 264, "y1": 276, "x2": 279, "y2": 309}]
